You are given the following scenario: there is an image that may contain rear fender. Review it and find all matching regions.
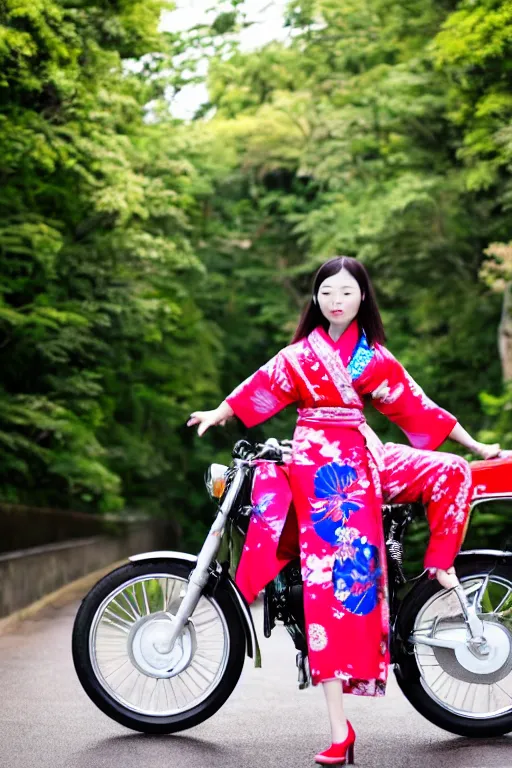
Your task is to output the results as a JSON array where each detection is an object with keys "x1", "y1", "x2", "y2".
[
  {"x1": 128, "y1": 551, "x2": 257, "y2": 660},
  {"x1": 455, "y1": 548, "x2": 512, "y2": 559}
]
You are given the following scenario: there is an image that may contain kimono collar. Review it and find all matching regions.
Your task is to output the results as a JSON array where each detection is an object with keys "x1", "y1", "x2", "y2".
[{"x1": 315, "y1": 319, "x2": 360, "y2": 366}]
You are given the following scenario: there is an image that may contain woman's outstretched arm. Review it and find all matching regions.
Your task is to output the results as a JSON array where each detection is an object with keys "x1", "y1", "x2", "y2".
[
  {"x1": 188, "y1": 348, "x2": 299, "y2": 437},
  {"x1": 358, "y1": 346, "x2": 506, "y2": 458}
]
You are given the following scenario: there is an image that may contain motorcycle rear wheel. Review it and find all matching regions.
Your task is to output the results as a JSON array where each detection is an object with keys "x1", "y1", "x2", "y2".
[
  {"x1": 394, "y1": 557, "x2": 512, "y2": 737},
  {"x1": 72, "y1": 560, "x2": 246, "y2": 733}
]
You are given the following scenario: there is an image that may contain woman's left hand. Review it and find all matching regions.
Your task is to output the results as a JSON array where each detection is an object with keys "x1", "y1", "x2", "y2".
[{"x1": 471, "y1": 441, "x2": 502, "y2": 460}]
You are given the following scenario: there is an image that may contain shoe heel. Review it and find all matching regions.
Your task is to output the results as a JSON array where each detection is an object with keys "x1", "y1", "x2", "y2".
[{"x1": 347, "y1": 744, "x2": 355, "y2": 765}]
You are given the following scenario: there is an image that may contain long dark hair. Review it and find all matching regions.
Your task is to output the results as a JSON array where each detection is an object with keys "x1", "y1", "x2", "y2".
[{"x1": 291, "y1": 256, "x2": 386, "y2": 346}]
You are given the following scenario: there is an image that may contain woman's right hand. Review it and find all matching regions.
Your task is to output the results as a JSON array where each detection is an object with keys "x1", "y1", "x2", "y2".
[
  {"x1": 187, "y1": 402, "x2": 234, "y2": 437},
  {"x1": 187, "y1": 409, "x2": 222, "y2": 437}
]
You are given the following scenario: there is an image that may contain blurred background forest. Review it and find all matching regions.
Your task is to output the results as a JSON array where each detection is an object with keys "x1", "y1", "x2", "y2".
[{"x1": 1, "y1": 0, "x2": 512, "y2": 562}]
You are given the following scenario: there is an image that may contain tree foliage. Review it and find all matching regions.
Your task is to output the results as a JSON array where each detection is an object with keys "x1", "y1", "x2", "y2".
[
  {"x1": 1, "y1": 0, "x2": 512, "y2": 557},
  {"x1": 0, "y1": 1, "x2": 221, "y2": 525}
]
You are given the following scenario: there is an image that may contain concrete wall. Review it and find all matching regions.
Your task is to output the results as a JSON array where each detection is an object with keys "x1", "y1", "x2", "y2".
[
  {"x1": 0, "y1": 502, "x2": 145, "y2": 553},
  {"x1": 0, "y1": 521, "x2": 180, "y2": 619}
]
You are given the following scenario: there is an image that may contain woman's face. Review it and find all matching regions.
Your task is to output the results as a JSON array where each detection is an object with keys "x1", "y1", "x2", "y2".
[{"x1": 317, "y1": 269, "x2": 363, "y2": 328}]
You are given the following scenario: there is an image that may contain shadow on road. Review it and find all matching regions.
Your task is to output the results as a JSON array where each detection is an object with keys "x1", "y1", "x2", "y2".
[
  {"x1": 390, "y1": 733, "x2": 511, "y2": 768},
  {"x1": 69, "y1": 732, "x2": 237, "y2": 768}
]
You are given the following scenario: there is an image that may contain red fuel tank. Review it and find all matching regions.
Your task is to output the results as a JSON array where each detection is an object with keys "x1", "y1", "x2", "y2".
[{"x1": 471, "y1": 457, "x2": 512, "y2": 499}]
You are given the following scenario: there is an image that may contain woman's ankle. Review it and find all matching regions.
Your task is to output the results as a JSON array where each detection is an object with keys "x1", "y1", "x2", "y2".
[
  {"x1": 434, "y1": 566, "x2": 459, "y2": 590},
  {"x1": 331, "y1": 720, "x2": 349, "y2": 744}
]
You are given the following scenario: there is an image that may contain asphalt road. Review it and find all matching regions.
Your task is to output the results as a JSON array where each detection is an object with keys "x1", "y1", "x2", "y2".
[{"x1": 0, "y1": 594, "x2": 510, "y2": 768}]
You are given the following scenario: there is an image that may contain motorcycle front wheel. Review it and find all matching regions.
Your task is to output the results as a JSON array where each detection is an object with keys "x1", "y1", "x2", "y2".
[
  {"x1": 394, "y1": 557, "x2": 512, "y2": 737},
  {"x1": 72, "y1": 560, "x2": 246, "y2": 733}
]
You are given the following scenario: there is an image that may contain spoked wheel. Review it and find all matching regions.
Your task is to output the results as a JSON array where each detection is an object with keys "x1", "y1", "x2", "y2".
[
  {"x1": 72, "y1": 560, "x2": 246, "y2": 733},
  {"x1": 394, "y1": 557, "x2": 512, "y2": 737}
]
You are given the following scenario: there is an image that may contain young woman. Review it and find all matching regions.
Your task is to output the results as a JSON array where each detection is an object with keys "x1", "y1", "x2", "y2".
[{"x1": 188, "y1": 256, "x2": 503, "y2": 766}]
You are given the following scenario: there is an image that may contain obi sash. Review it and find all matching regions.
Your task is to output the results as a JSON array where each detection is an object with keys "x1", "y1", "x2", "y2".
[{"x1": 296, "y1": 406, "x2": 386, "y2": 471}]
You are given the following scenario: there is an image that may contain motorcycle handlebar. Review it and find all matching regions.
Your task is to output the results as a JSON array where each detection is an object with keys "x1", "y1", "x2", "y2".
[{"x1": 232, "y1": 438, "x2": 291, "y2": 463}]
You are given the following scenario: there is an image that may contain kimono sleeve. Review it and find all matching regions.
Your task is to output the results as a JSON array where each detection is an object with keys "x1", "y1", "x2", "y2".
[
  {"x1": 357, "y1": 344, "x2": 457, "y2": 450},
  {"x1": 225, "y1": 349, "x2": 299, "y2": 428}
]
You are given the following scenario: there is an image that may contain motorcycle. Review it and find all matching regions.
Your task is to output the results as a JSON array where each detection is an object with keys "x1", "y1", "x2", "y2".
[{"x1": 72, "y1": 439, "x2": 512, "y2": 737}]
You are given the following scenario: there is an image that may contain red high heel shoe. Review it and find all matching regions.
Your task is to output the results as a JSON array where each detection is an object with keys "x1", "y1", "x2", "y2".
[{"x1": 315, "y1": 720, "x2": 356, "y2": 765}]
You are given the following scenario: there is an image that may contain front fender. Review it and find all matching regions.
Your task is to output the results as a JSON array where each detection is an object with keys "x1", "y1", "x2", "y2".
[
  {"x1": 128, "y1": 550, "x2": 258, "y2": 661},
  {"x1": 222, "y1": 577, "x2": 259, "y2": 662},
  {"x1": 129, "y1": 550, "x2": 197, "y2": 564}
]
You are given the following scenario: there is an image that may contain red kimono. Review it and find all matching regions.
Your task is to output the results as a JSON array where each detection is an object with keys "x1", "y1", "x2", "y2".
[{"x1": 225, "y1": 321, "x2": 473, "y2": 694}]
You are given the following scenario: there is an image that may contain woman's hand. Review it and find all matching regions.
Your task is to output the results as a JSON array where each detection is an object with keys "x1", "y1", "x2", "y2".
[
  {"x1": 448, "y1": 424, "x2": 508, "y2": 460},
  {"x1": 471, "y1": 441, "x2": 502, "y2": 460},
  {"x1": 187, "y1": 401, "x2": 234, "y2": 437}
]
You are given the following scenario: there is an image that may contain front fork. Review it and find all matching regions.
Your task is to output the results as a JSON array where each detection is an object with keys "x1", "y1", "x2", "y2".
[{"x1": 154, "y1": 467, "x2": 246, "y2": 659}]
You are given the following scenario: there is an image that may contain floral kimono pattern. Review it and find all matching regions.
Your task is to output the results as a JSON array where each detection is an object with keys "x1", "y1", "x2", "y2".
[{"x1": 225, "y1": 320, "x2": 473, "y2": 693}]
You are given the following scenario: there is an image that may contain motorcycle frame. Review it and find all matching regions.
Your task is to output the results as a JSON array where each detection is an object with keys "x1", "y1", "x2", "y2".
[{"x1": 129, "y1": 463, "x2": 512, "y2": 668}]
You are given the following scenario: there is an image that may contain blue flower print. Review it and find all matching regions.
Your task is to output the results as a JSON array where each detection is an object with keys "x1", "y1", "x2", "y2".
[
  {"x1": 332, "y1": 536, "x2": 382, "y2": 616},
  {"x1": 310, "y1": 462, "x2": 362, "y2": 545},
  {"x1": 253, "y1": 492, "x2": 275, "y2": 518}
]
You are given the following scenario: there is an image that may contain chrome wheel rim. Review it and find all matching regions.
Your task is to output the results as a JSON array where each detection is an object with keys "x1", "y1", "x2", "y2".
[
  {"x1": 89, "y1": 573, "x2": 230, "y2": 716},
  {"x1": 412, "y1": 572, "x2": 512, "y2": 718}
]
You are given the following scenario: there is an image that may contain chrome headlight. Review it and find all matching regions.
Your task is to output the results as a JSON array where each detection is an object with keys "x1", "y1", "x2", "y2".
[{"x1": 205, "y1": 463, "x2": 229, "y2": 500}]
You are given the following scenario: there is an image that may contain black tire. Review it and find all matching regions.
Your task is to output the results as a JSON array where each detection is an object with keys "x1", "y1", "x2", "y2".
[
  {"x1": 72, "y1": 560, "x2": 246, "y2": 733},
  {"x1": 394, "y1": 556, "x2": 512, "y2": 737}
]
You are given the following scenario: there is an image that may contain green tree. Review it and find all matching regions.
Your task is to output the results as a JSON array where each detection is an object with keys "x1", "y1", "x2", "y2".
[{"x1": 0, "y1": 2, "x2": 223, "y2": 528}]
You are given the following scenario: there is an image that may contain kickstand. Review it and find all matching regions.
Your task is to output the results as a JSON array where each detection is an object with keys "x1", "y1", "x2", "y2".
[{"x1": 296, "y1": 651, "x2": 311, "y2": 689}]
